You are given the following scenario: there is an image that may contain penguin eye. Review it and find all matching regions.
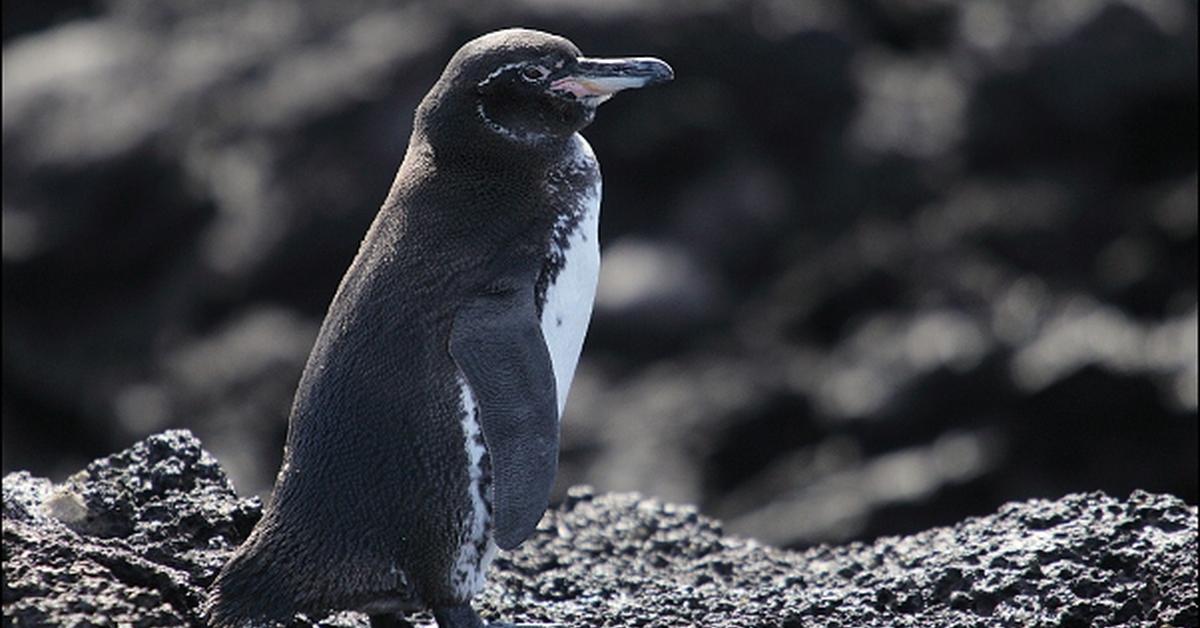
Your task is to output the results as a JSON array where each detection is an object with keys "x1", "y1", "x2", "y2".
[{"x1": 521, "y1": 65, "x2": 550, "y2": 82}]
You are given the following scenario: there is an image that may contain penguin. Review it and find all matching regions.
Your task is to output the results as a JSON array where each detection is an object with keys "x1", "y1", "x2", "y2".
[{"x1": 204, "y1": 28, "x2": 672, "y2": 628}]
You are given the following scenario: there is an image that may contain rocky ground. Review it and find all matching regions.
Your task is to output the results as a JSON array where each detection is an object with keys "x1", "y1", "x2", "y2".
[
  {"x1": 3, "y1": 0, "x2": 1197, "y2": 551},
  {"x1": 4, "y1": 431, "x2": 1197, "y2": 627}
]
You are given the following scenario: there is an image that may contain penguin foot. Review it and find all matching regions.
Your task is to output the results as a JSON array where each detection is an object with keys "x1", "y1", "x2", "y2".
[
  {"x1": 433, "y1": 604, "x2": 485, "y2": 628},
  {"x1": 431, "y1": 604, "x2": 562, "y2": 628},
  {"x1": 369, "y1": 613, "x2": 417, "y2": 628}
]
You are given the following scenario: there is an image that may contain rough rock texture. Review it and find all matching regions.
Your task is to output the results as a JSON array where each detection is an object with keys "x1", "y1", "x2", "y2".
[
  {"x1": 2, "y1": 431, "x2": 259, "y2": 626},
  {"x1": 4, "y1": 431, "x2": 1196, "y2": 627},
  {"x1": 3, "y1": 0, "x2": 1197, "y2": 553}
]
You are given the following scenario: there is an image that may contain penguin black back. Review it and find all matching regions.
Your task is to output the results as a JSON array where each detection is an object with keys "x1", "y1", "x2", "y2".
[{"x1": 205, "y1": 28, "x2": 672, "y2": 628}]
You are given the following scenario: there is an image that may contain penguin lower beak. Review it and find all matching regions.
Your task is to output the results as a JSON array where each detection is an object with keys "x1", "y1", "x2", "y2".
[{"x1": 551, "y1": 57, "x2": 674, "y2": 104}]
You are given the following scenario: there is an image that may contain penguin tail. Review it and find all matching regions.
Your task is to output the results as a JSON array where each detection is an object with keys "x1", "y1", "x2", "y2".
[{"x1": 203, "y1": 533, "x2": 305, "y2": 627}]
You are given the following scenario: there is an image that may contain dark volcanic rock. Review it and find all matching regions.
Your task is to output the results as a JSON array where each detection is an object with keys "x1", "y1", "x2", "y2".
[
  {"x1": 2, "y1": 430, "x2": 260, "y2": 627},
  {"x1": 4, "y1": 432, "x2": 1197, "y2": 627}
]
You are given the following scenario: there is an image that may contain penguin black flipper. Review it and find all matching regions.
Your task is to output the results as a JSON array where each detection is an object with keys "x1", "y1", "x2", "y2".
[{"x1": 449, "y1": 254, "x2": 559, "y2": 551}]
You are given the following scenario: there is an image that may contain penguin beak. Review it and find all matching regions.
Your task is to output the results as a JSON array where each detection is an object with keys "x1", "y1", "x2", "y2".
[{"x1": 550, "y1": 57, "x2": 674, "y2": 104}]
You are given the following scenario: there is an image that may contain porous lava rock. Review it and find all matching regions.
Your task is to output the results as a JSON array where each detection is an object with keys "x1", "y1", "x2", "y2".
[{"x1": 3, "y1": 431, "x2": 1196, "y2": 627}]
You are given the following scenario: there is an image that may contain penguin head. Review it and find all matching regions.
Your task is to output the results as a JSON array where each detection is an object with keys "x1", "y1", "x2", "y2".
[{"x1": 418, "y1": 28, "x2": 673, "y2": 148}]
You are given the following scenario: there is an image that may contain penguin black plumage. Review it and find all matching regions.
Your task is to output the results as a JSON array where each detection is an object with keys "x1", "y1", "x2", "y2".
[{"x1": 204, "y1": 28, "x2": 672, "y2": 628}]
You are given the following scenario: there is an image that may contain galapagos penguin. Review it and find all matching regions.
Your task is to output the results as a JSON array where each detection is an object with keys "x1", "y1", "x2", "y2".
[{"x1": 204, "y1": 28, "x2": 672, "y2": 628}]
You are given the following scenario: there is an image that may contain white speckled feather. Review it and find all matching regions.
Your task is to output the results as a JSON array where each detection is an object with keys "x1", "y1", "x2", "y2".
[
  {"x1": 540, "y1": 135, "x2": 602, "y2": 416},
  {"x1": 451, "y1": 375, "x2": 497, "y2": 599}
]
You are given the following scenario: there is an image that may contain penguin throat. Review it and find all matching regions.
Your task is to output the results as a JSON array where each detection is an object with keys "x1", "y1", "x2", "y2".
[{"x1": 476, "y1": 102, "x2": 556, "y2": 145}]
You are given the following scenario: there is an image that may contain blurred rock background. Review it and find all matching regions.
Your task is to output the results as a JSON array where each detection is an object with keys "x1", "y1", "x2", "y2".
[{"x1": 2, "y1": 0, "x2": 1196, "y2": 549}]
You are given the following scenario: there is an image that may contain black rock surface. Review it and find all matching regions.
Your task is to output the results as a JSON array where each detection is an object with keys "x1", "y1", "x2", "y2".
[{"x1": 4, "y1": 431, "x2": 1196, "y2": 627}]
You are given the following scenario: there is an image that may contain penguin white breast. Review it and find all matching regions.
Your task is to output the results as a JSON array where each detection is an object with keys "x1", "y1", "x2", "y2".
[{"x1": 540, "y1": 135, "x2": 602, "y2": 416}]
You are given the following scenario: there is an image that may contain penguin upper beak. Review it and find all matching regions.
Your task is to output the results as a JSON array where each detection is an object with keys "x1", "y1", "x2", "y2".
[{"x1": 550, "y1": 57, "x2": 674, "y2": 104}]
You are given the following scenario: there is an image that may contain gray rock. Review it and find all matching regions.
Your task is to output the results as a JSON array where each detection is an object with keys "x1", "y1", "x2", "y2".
[
  {"x1": 3, "y1": 430, "x2": 259, "y2": 626},
  {"x1": 3, "y1": 430, "x2": 1196, "y2": 627}
]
